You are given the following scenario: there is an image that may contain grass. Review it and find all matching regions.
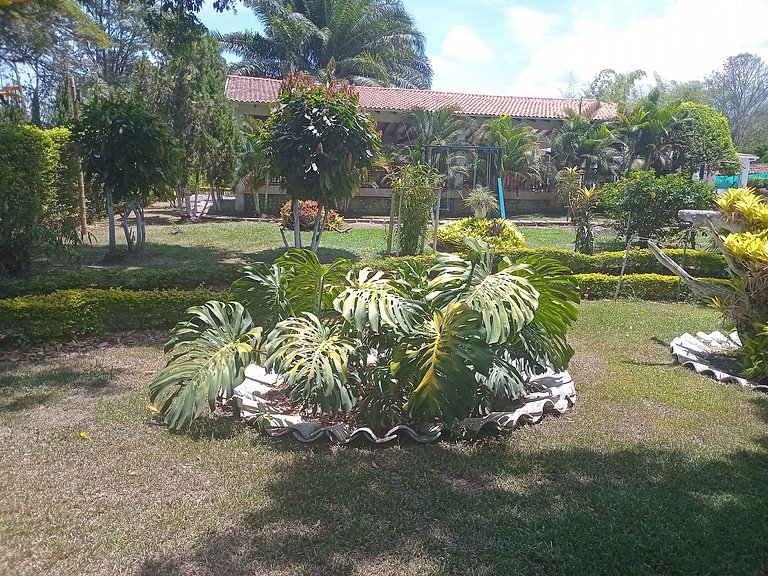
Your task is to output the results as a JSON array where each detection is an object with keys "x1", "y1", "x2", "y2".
[
  {"x1": 1, "y1": 301, "x2": 767, "y2": 575},
  {"x1": 38, "y1": 206, "x2": 621, "y2": 273}
]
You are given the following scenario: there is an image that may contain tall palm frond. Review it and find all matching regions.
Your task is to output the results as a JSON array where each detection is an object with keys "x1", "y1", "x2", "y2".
[{"x1": 219, "y1": 0, "x2": 432, "y2": 88}]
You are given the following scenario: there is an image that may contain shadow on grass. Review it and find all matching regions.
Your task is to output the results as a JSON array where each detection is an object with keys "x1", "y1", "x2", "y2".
[
  {"x1": 0, "y1": 363, "x2": 118, "y2": 413},
  {"x1": 243, "y1": 246, "x2": 368, "y2": 264},
  {"x1": 138, "y1": 415, "x2": 768, "y2": 576}
]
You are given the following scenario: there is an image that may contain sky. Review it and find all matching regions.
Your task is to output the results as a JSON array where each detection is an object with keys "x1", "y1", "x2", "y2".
[{"x1": 198, "y1": 0, "x2": 768, "y2": 98}]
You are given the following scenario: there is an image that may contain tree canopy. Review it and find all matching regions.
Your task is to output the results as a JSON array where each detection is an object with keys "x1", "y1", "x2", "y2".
[{"x1": 218, "y1": 0, "x2": 432, "y2": 88}]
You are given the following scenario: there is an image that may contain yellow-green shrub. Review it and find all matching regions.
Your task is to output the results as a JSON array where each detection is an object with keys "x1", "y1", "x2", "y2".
[{"x1": 438, "y1": 217, "x2": 525, "y2": 253}]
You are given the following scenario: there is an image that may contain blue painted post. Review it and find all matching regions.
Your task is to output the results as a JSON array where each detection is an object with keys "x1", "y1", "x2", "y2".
[{"x1": 497, "y1": 177, "x2": 506, "y2": 219}]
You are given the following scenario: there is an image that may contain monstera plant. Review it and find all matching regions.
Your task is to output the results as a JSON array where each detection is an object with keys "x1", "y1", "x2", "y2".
[{"x1": 150, "y1": 239, "x2": 580, "y2": 432}]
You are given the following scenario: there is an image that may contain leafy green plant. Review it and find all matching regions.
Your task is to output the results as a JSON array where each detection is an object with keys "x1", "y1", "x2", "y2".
[
  {"x1": 602, "y1": 170, "x2": 715, "y2": 245},
  {"x1": 279, "y1": 200, "x2": 342, "y2": 232},
  {"x1": 463, "y1": 185, "x2": 499, "y2": 218},
  {"x1": 437, "y1": 217, "x2": 525, "y2": 253},
  {"x1": 572, "y1": 185, "x2": 600, "y2": 255},
  {"x1": 265, "y1": 73, "x2": 380, "y2": 251},
  {"x1": 149, "y1": 301, "x2": 263, "y2": 431},
  {"x1": 388, "y1": 162, "x2": 441, "y2": 256},
  {"x1": 150, "y1": 238, "x2": 581, "y2": 431}
]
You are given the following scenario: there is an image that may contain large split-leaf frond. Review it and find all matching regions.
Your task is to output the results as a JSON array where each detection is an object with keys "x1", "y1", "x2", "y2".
[
  {"x1": 333, "y1": 267, "x2": 427, "y2": 333},
  {"x1": 393, "y1": 302, "x2": 492, "y2": 424},
  {"x1": 231, "y1": 263, "x2": 290, "y2": 331},
  {"x1": 265, "y1": 313, "x2": 360, "y2": 414},
  {"x1": 427, "y1": 238, "x2": 539, "y2": 344},
  {"x1": 149, "y1": 301, "x2": 263, "y2": 431},
  {"x1": 276, "y1": 249, "x2": 350, "y2": 315}
]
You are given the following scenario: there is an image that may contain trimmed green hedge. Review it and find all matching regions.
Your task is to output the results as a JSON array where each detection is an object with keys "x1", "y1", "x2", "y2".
[
  {"x1": 575, "y1": 273, "x2": 731, "y2": 302},
  {"x1": 0, "y1": 265, "x2": 238, "y2": 298},
  {"x1": 2, "y1": 248, "x2": 726, "y2": 298},
  {"x1": 0, "y1": 288, "x2": 225, "y2": 346},
  {"x1": 355, "y1": 248, "x2": 727, "y2": 279},
  {"x1": 0, "y1": 273, "x2": 731, "y2": 346}
]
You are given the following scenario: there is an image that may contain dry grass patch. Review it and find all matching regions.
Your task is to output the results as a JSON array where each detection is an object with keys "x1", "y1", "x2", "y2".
[{"x1": 0, "y1": 302, "x2": 767, "y2": 575}]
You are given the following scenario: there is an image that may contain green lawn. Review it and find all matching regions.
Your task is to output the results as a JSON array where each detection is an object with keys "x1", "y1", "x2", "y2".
[
  {"x1": 65, "y1": 211, "x2": 620, "y2": 271},
  {"x1": 1, "y1": 301, "x2": 766, "y2": 575}
]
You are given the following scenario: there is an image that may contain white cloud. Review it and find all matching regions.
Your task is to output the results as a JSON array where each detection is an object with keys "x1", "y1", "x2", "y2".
[
  {"x1": 501, "y1": 0, "x2": 768, "y2": 97},
  {"x1": 440, "y1": 24, "x2": 494, "y2": 62}
]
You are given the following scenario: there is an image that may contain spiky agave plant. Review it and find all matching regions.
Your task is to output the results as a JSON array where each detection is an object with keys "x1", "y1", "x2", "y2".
[
  {"x1": 150, "y1": 239, "x2": 580, "y2": 432},
  {"x1": 463, "y1": 185, "x2": 499, "y2": 219}
]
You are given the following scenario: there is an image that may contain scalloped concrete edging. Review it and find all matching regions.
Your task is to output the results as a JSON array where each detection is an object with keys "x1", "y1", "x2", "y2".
[
  {"x1": 233, "y1": 366, "x2": 576, "y2": 445},
  {"x1": 670, "y1": 331, "x2": 768, "y2": 392}
]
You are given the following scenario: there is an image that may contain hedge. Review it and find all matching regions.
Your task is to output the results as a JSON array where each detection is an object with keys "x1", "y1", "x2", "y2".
[
  {"x1": 0, "y1": 265, "x2": 239, "y2": 298},
  {"x1": 575, "y1": 273, "x2": 731, "y2": 302},
  {"x1": 0, "y1": 288, "x2": 225, "y2": 346},
  {"x1": 355, "y1": 248, "x2": 727, "y2": 279},
  {"x1": 0, "y1": 274, "x2": 732, "y2": 346},
  {"x1": 2, "y1": 247, "x2": 728, "y2": 298}
]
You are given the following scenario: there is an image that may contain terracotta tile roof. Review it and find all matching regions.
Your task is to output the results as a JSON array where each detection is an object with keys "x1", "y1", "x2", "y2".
[
  {"x1": 749, "y1": 163, "x2": 768, "y2": 174},
  {"x1": 225, "y1": 75, "x2": 618, "y2": 121}
]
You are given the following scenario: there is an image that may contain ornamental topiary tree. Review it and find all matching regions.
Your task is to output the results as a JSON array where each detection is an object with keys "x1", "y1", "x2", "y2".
[
  {"x1": 678, "y1": 102, "x2": 740, "y2": 179},
  {"x1": 265, "y1": 72, "x2": 380, "y2": 251},
  {"x1": 73, "y1": 99, "x2": 180, "y2": 255}
]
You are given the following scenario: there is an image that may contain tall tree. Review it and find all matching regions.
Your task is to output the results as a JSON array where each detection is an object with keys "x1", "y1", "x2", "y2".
[
  {"x1": 549, "y1": 114, "x2": 621, "y2": 185},
  {"x1": 218, "y1": 0, "x2": 432, "y2": 89},
  {"x1": 677, "y1": 101, "x2": 739, "y2": 178},
  {"x1": 705, "y1": 53, "x2": 768, "y2": 147},
  {"x1": 584, "y1": 68, "x2": 647, "y2": 111},
  {"x1": 480, "y1": 115, "x2": 540, "y2": 191}
]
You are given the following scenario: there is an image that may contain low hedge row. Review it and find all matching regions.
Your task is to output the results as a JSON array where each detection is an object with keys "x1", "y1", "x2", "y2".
[
  {"x1": 574, "y1": 273, "x2": 731, "y2": 302},
  {"x1": 1, "y1": 248, "x2": 728, "y2": 298},
  {"x1": 0, "y1": 265, "x2": 238, "y2": 298},
  {"x1": 0, "y1": 274, "x2": 731, "y2": 346},
  {"x1": 0, "y1": 288, "x2": 225, "y2": 346},
  {"x1": 356, "y1": 248, "x2": 727, "y2": 278}
]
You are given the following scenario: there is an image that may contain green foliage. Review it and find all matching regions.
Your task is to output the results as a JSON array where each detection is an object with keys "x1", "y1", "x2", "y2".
[
  {"x1": 395, "y1": 302, "x2": 492, "y2": 424},
  {"x1": 389, "y1": 162, "x2": 440, "y2": 255},
  {"x1": 279, "y1": 200, "x2": 340, "y2": 232},
  {"x1": 0, "y1": 288, "x2": 223, "y2": 345},
  {"x1": 480, "y1": 116, "x2": 541, "y2": 185},
  {"x1": 740, "y1": 324, "x2": 768, "y2": 384},
  {"x1": 437, "y1": 217, "x2": 525, "y2": 253},
  {"x1": 149, "y1": 301, "x2": 263, "y2": 430},
  {"x1": 219, "y1": 0, "x2": 432, "y2": 89},
  {"x1": 572, "y1": 186, "x2": 600, "y2": 255},
  {"x1": 0, "y1": 124, "x2": 76, "y2": 275},
  {"x1": 747, "y1": 178, "x2": 768, "y2": 191},
  {"x1": 153, "y1": 239, "x2": 581, "y2": 430},
  {"x1": 267, "y1": 76, "x2": 380, "y2": 207},
  {"x1": 678, "y1": 102, "x2": 740, "y2": 176},
  {"x1": 575, "y1": 273, "x2": 730, "y2": 301},
  {"x1": 74, "y1": 98, "x2": 179, "y2": 204},
  {"x1": 265, "y1": 313, "x2": 360, "y2": 414},
  {"x1": 602, "y1": 170, "x2": 715, "y2": 242},
  {"x1": 463, "y1": 185, "x2": 499, "y2": 218}
]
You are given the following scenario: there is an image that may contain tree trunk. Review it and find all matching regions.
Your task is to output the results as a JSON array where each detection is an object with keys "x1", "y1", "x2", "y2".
[
  {"x1": 184, "y1": 185, "x2": 191, "y2": 217},
  {"x1": 386, "y1": 192, "x2": 395, "y2": 254},
  {"x1": 68, "y1": 76, "x2": 88, "y2": 239},
  {"x1": 310, "y1": 204, "x2": 323, "y2": 252},
  {"x1": 432, "y1": 188, "x2": 442, "y2": 252},
  {"x1": 292, "y1": 197, "x2": 302, "y2": 248},
  {"x1": 192, "y1": 172, "x2": 200, "y2": 219},
  {"x1": 106, "y1": 187, "x2": 116, "y2": 253}
]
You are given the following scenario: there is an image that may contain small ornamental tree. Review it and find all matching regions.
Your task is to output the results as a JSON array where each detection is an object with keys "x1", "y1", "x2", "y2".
[
  {"x1": 74, "y1": 99, "x2": 180, "y2": 255},
  {"x1": 265, "y1": 73, "x2": 380, "y2": 251},
  {"x1": 602, "y1": 170, "x2": 715, "y2": 245},
  {"x1": 678, "y1": 102, "x2": 740, "y2": 178}
]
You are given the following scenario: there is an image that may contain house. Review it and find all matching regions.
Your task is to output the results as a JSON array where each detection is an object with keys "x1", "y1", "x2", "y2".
[{"x1": 224, "y1": 75, "x2": 619, "y2": 215}]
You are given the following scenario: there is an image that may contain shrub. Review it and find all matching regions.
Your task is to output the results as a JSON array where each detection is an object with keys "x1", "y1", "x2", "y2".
[
  {"x1": 575, "y1": 273, "x2": 730, "y2": 302},
  {"x1": 602, "y1": 170, "x2": 716, "y2": 244},
  {"x1": 0, "y1": 125, "x2": 57, "y2": 275},
  {"x1": 463, "y1": 185, "x2": 499, "y2": 218},
  {"x1": 438, "y1": 218, "x2": 525, "y2": 253},
  {"x1": 279, "y1": 199, "x2": 341, "y2": 231},
  {"x1": 0, "y1": 265, "x2": 238, "y2": 297},
  {"x1": 0, "y1": 288, "x2": 224, "y2": 345},
  {"x1": 389, "y1": 163, "x2": 440, "y2": 255}
]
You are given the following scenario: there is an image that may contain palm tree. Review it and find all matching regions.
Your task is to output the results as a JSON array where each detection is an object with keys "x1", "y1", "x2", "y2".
[
  {"x1": 218, "y1": 0, "x2": 432, "y2": 89},
  {"x1": 549, "y1": 113, "x2": 622, "y2": 185},
  {"x1": 480, "y1": 115, "x2": 541, "y2": 193}
]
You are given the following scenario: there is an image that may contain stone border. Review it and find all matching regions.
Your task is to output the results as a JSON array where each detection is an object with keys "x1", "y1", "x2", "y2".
[
  {"x1": 232, "y1": 366, "x2": 576, "y2": 445},
  {"x1": 670, "y1": 331, "x2": 768, "y2": 392}
]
